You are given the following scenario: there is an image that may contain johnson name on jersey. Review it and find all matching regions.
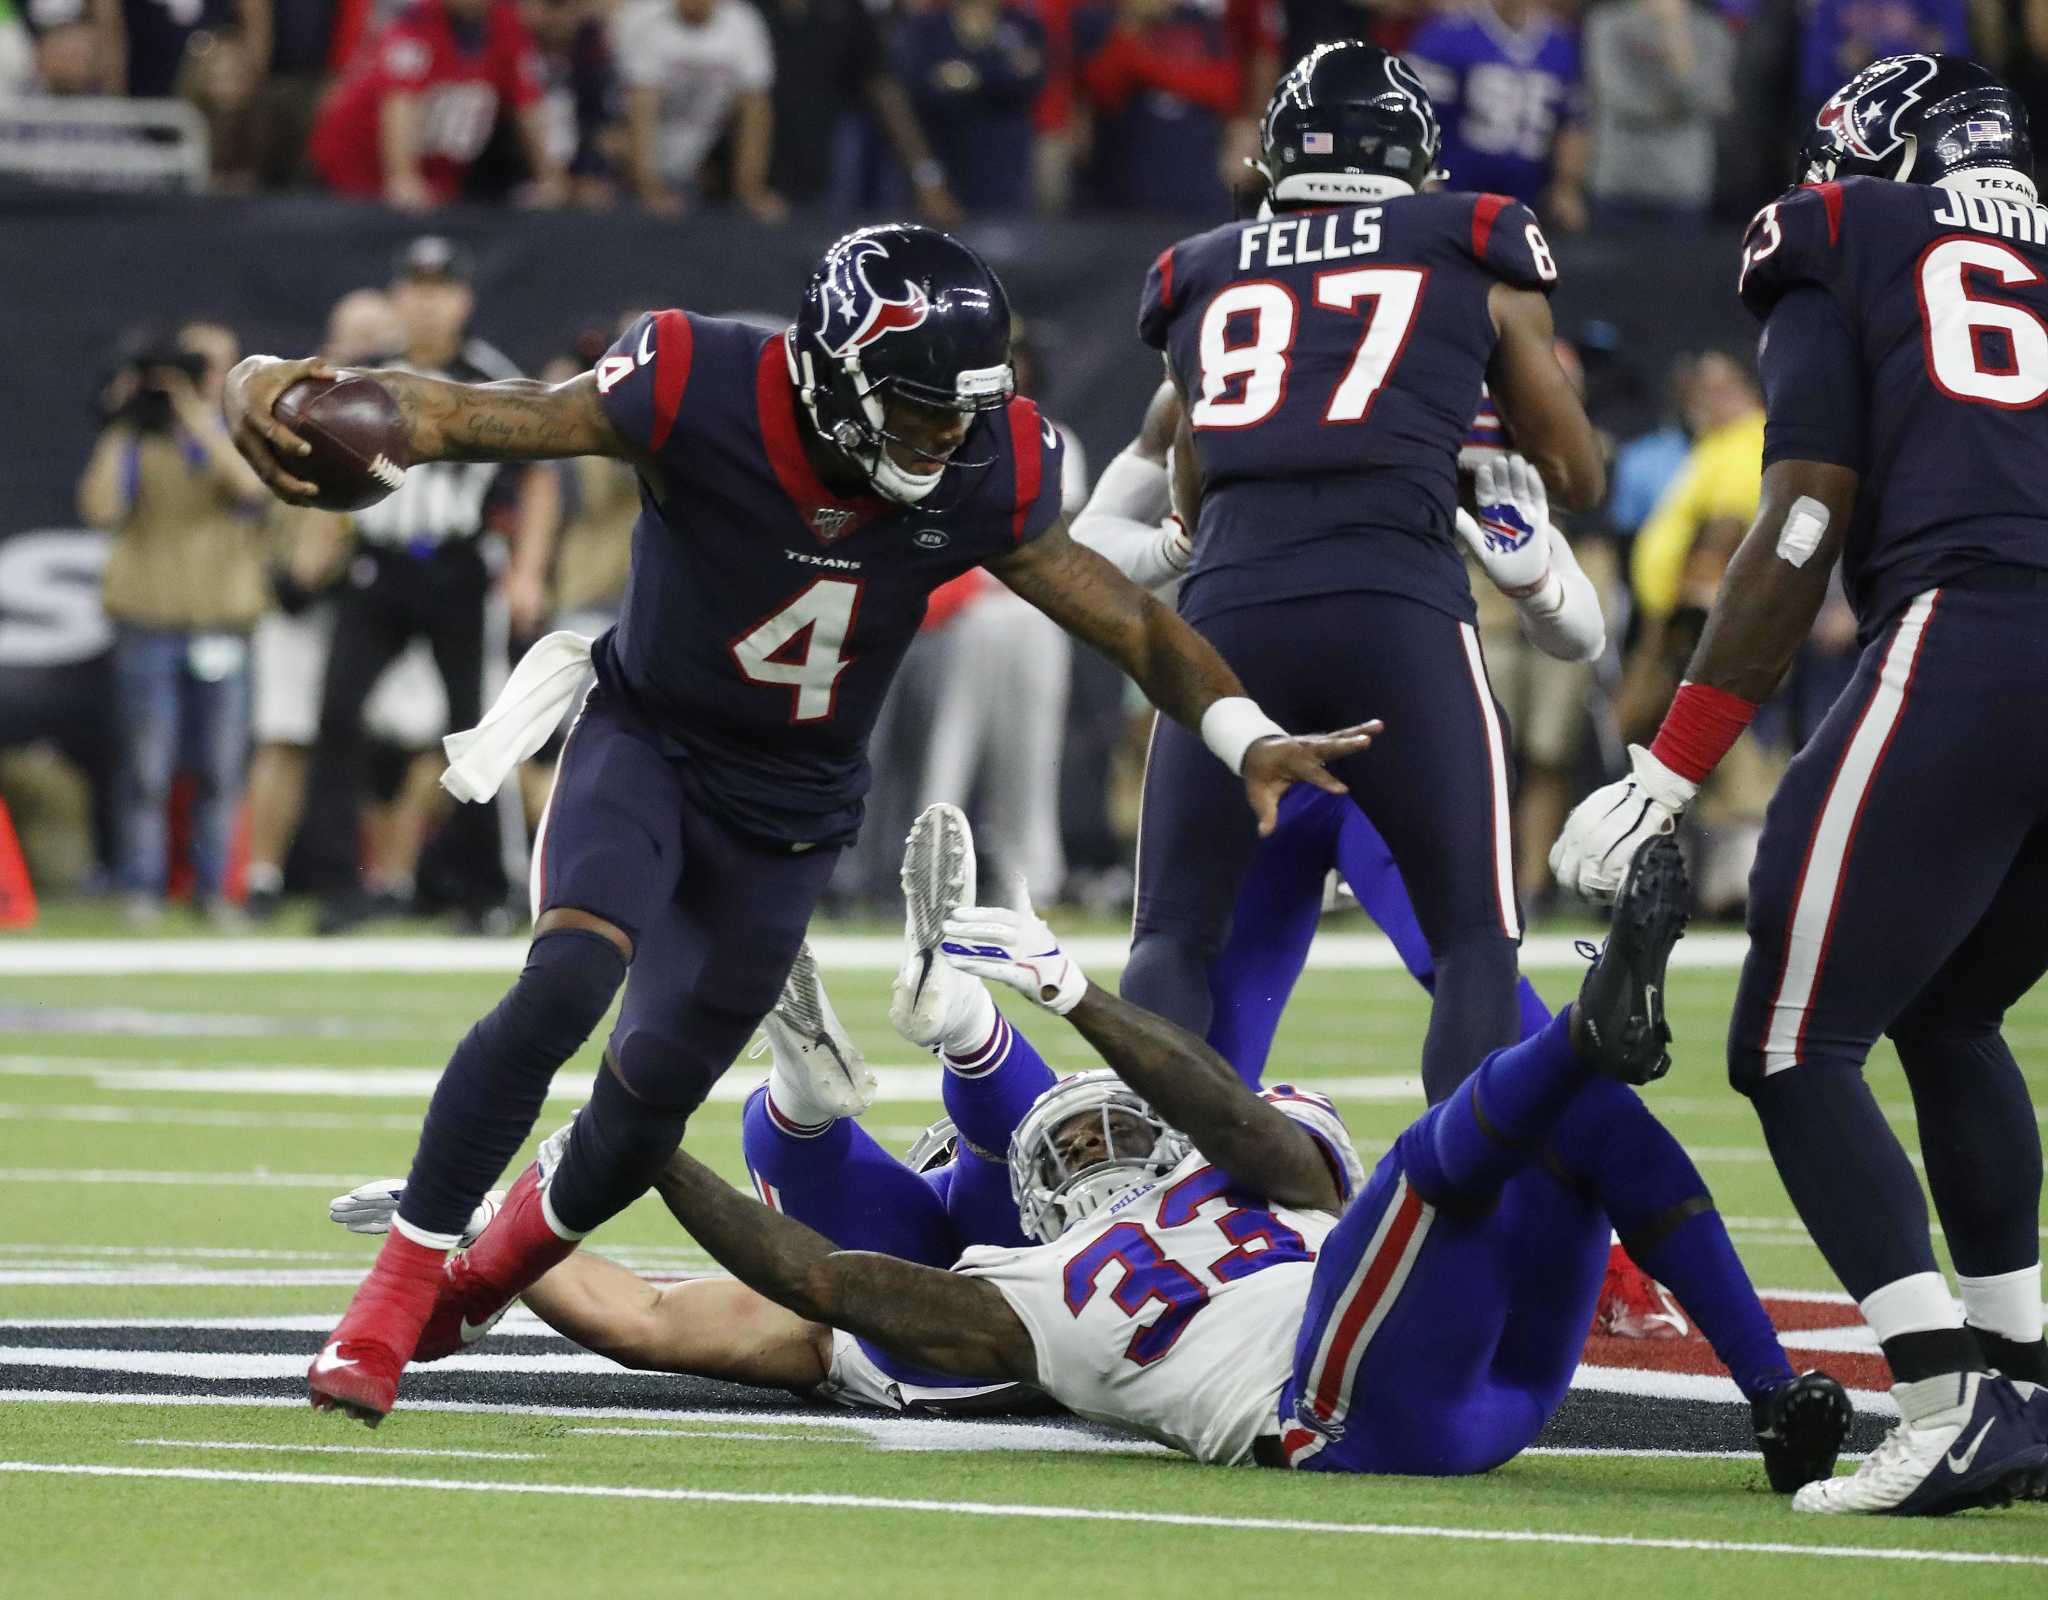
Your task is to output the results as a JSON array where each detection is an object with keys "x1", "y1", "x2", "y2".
[
  {"x1": 586, "y1": 309, "x2": 1065, "y2": 845},
  {"x1": 955, "y1": 1088, "x2": 1364, "y2": 1465},
  {"x1": 1740, "y1": 176, "x2": 2048, "y2": 633},
  {"x1": 1139, "y1": 192, "x2": 1557, "y2": 628}
]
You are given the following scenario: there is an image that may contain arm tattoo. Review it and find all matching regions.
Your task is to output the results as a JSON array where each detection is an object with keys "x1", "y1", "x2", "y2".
[
  {"x1": 995, "y1": 524, "x2": 1242, "y2": 728},
  {"x1": 378, "y1": 371, "x2": 631, "y2": 465},
  {"x1": 1066, "y1": 984, "x2": 1341, "y2": 1213}
]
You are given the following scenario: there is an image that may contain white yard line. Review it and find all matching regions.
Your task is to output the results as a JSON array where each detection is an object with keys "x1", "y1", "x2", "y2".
[
  {"x1": 0, "y1": 931, "x2": 1756, "y2": 976},
  {"x1": 0, "y1": 1460, "x2": 2037, "y2": 1566},
  {"x1": 130, "y1": 1438, "x2": 542, "y2": 1462}
]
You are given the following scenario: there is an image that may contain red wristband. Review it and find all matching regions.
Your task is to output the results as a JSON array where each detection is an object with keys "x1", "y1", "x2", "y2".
[{"x1": 1649, "y1": 682, "x2": 1758, "y2": 785}]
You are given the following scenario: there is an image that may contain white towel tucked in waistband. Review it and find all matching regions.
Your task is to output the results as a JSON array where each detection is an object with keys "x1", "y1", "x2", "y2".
[{"x1": 440, "y1": 630, "x2": 593, "y2": 803}]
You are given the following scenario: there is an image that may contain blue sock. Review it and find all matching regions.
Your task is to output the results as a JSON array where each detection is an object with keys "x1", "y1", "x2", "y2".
[
  {"x1": 1549, "y1": 1078, "x2": 1794, "y2": 1401},
  {"x1": 941, "y1": 1011, "x2": 1057, "y2": 1161},
  {"x1": 1401, "y1": 1007, "x2": 1584, "y2": 1206},
  {"x1": 1514, "y1": 979, "x2": 1552, "y2": 1041},
  {"x1": 1334, "y1": 807, "x2": 1436, "y2": 986},
  {"x1": 740, "y1": 1086, "x2": 959, "y2": 1266},
  {"x1": 942, "y1": 1147, "x2": 1033, "y2": 1249}
]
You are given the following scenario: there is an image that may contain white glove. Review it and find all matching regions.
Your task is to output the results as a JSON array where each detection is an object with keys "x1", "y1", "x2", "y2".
[
  {"x1": 327, "y1": 1180, "x2": 499, "y2": 1247},
  {"x1": 940, "y1": 891, "x2": 1089, "y2": 1015},
  {"x1": 1549, "y1": 744, "x2": 1699, "y2": 904},
  {"x1": 1457, "y1": 453, "x2": 1554, "y2": 598}
]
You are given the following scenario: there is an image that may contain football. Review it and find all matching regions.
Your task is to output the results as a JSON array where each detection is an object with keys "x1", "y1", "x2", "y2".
[{"x1": 275, "y1": 375, "x2": 410, "y2": 513}]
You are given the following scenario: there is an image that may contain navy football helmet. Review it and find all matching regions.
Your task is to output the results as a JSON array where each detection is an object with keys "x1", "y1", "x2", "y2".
[
  {"x1": 1799, "y1": 53, "x2": 2034, "y2": 192},
  {"x1": 788, "y1": 224, "x2": 1015, "y2": 504},
  {"x1": 1258, "y1": 41, "x2": 1442, "y2": 208}
]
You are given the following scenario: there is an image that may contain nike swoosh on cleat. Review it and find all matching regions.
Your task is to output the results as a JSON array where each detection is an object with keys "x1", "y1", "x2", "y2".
[
  {"x1": 911, "y1": 948, "x2": 933, "y2": 1008},
  {"x1": 1947, "y1": 1418, "x2": 1996, "y2": 1476},
  {"x1": 311, "y1": 1342, "x2": 356, "y2": 1376},
  {"x1": 459, "y1": 1310, "x2": 504, "y2": 1343}
]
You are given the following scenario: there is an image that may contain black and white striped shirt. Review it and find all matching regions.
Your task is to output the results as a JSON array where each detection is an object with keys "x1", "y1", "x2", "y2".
[{"x1": 350, "y1": 339, "x2": 522, "y2": 554}]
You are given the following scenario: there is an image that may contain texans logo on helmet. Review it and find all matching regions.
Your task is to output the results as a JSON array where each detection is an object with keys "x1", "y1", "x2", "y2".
[
  {"x1": 1814, "y1": 53, "x2": 1939, "y2": 162},
  {"x1": 818, "y1": 238, "x2": 931, "y2": 360},
  {"x1": 1477, "y1": 501, "x2": 1537, "y2": 555}
]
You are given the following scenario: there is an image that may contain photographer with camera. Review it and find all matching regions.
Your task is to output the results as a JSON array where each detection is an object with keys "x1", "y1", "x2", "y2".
[{"x1": 78, "y1": 320, "x2": 271, "y2": 926}]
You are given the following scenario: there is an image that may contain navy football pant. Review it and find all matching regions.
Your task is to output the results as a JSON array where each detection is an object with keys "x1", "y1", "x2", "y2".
[
  {"x1": 1731, "y1": 587, "x2": 2047, "y2": 1307},
  {"x1": 1207, "y1": 786, "x2": 1550, "y2": 1085},
  {"x1": 396, "y1": 686, "x2": 838, "y2": 1241},
  {"x1": 1125, "y1": 592, "x2": 1523, "y2": 1104}
]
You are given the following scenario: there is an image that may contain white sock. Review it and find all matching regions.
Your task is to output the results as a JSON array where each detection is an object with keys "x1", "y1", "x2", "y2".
[
  {"x1": 1958, "y1": 1264, "x2": 2045, "y2": 1344},
  {"x1": 764, "y1": 1065, "x2": 839, "y2": 1134},
  {"x1": 246, "y1": 862, "x2": 282, "y2": 894},
  {"x1": 937, "y1": 984, "x2": 999, "y2": 1062},
  {"x1": 1860, "y1": 1271, "x2": 1963, "y2": 1344},
  {"x1": 942, "y1": 1006, "x2": 1010, "y2": 1076}
]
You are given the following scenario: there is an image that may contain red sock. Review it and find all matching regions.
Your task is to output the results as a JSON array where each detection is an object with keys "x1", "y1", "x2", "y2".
[{"x1": 450, "y1": 1163, "x2": 582, "y2": 1303}]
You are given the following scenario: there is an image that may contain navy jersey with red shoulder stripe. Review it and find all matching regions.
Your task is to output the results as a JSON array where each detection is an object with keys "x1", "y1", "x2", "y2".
[
  {"x1": 589, "y1": 310, "x2": 1064, "y2": 845},
  {"x1": 1139, "y1": 191, "x2": 1556, "y2": 625},
  {"x1": 1740, "y1": 176, "x2": 2048, "y2": 634}
]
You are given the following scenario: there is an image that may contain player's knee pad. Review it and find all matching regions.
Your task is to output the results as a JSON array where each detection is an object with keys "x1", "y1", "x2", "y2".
[
  {"x1": 493, "y1": 929, "x2": 627, "y2": 1078},
  {"x1": 606, "y1": 1003, "x2": 756, "y2": 1118}
]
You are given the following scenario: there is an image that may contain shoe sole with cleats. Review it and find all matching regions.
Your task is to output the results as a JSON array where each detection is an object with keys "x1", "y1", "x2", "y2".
[
  {"x1": 1755, "y1": 1370, "x2": 1855, "y2": 1493},
  {"x1": 1575, "y1": 836, "x2": 1689, "y2": 1085},
  {"x1": 900, "y1": 803, "x2": 976, "y2": 1012},
  {"x1": 763, "y1": 942, "x2": 871, "y2": 1116}
]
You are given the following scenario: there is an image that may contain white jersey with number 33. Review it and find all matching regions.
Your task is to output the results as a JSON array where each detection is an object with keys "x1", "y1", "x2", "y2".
[{"x1": 954, "y1": 1090, "x2": 1364, "y2": 1464}]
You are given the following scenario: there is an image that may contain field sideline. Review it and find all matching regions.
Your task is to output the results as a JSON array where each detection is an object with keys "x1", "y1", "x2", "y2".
[{"x1": 2, "y1": 920, "x2": 2044, "y2": 1595}]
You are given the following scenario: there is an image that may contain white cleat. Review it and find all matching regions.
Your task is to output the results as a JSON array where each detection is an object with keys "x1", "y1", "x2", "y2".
[
  {"x1": 327, "y1": 1180, "x2": 500, "y2": 1247},
  {"x1": 890, "y1": 803, "x2": 991, "y2": 1051},
  {"x1": 1792, "y1": 1371, "x2": 2048, "y2": 1515},
  {"x1": 761, "y1": 941, "x2": 876, "y2": 1119}
]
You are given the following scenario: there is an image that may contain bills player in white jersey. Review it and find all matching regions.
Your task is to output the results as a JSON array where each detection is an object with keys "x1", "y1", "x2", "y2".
[{"x1": 645, "y1": 831, "x2": 1851, "y2": 1483}]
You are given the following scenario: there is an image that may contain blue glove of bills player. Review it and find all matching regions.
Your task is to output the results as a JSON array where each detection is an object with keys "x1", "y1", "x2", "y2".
[
  {"x1": 940, "y1": 890, "x2": 1089, "y2": 1015},
  {"x1": 1455, "y1": 453, "x2": 1553, "y2": 598}
]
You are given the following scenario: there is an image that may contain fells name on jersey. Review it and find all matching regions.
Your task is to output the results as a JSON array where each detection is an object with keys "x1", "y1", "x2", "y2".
[{"x1": 1237, "y1": 208, "x2": 1388, "y2": 271}]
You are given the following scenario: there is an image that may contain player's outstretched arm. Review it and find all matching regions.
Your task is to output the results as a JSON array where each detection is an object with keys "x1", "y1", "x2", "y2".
[
  {"x1": 1550, "y1": 457, "x2": 1855, "y2": 902},
  {"x1": 989, "y1": 520, "x2": 1380, "y2": 835},
  {"x1": 652, "y1": 1146, "x2": 1038, "y2": 1385},
  {"x1": 225, "y1": 355, "x2": 636, "y2": 501},
  {"x1": 940, "y1": 901, "x2": 1343, "y2": 1214}
]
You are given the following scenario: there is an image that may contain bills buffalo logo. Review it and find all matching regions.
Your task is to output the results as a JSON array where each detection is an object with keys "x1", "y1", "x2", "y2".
[
  {"x1": 1476, "y1": 500, "x2": 1537, "y2": 555},
  {"x1": 817, "y1": 238, "x2": 930, "y2": 360},
  {"x1": 1813, "y1": 53, "x2": 1939, "y2": 164}
]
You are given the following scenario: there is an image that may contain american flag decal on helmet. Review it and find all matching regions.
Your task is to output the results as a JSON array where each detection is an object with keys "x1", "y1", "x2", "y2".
[{"x1": 1302, "y1": 131, "x2": 1334, "y2": 154}]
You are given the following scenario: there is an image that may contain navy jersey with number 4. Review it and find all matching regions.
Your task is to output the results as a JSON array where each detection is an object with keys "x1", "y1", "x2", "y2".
[
  {"x1": 1139, "y1": 192, "x2": 1557, "y2": 626},
  {"x1": 590, "y1": 310, "x2": 1064, "y2": 845},
  {"x1": 1740, "y1": 177, "x2": 2048, "y2": 635}
]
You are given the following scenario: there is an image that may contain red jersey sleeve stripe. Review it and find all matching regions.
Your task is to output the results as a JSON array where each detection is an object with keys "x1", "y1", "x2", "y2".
[
  {"x1": 649, "y1": 310, "x2": 694, "y2": 453},
  {"x1": 1155, "y1": 247, "x2": 1176, "y2": 310},
  {"x1": 1006, "y1": 398, "x2": 1045, "y2": 542},
  {"x1": 1471, "y1": 193, "x2": 1511, "y2": 259},
  {"x1": 1805, "y1": 180, "x2": 1845, "y2": 246}
]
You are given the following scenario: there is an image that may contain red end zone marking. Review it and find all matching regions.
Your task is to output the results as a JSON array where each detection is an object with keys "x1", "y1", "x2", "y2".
[{"x1": 1581, "y1": 1294, "x2": 1890, "y2": 1394}]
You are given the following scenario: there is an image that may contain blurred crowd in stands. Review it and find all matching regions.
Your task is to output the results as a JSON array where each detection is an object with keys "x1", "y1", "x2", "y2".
[
  {"x1": 5, "y1": 0, "x2": 2042, "y2": 225},
  {"x1": 3, "y1": 0, "x2": 2022, "y2": 927}
]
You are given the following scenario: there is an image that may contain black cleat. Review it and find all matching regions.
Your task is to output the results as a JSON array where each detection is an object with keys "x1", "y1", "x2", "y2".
[
  {"x1": 1754, "y1": 1370, "x2": 1855, "y2": 1493},
  {"x1": 1574, "y1": 836, "x2": 1689, "y2": 1084}
]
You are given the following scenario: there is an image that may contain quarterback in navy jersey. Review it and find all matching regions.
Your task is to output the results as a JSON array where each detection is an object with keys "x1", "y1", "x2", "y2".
[
  {"x1": 1121, "y1": 40, "x2": 1603, "y2": 1107},
  {"x1": 226, "y1": 224, "x2": 1372, "y2": 1427},
  {"x1": 1553, "y1": 55, "x2": 2048, "y2": 1514}
]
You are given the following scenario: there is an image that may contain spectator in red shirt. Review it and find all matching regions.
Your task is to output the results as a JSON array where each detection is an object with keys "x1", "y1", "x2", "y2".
[
  {"x1": 307, "y1": 0, "x2": 567, "y2": 208},
  {"x1": 1073, "y1": 0, "x2": 1237, "y2": 215}
]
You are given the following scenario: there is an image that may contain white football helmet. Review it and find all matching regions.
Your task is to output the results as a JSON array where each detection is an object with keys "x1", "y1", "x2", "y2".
[{"x1": 1008, "y1": 1070, "x2": 1190, "y2": 1244}]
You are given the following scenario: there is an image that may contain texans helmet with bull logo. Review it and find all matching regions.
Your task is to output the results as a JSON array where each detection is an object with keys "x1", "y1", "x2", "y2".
[
  {"x1": 1799, "y1": 52, "x2": 2033, "y2": 190},
  {"x1": 788, "y1": 224, "x2": 1018, "y2": 504}
]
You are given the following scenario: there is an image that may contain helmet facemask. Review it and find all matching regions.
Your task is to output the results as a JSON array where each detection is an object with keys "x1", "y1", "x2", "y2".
[{"x1": 1008, "y1": 1071, "x2": 1191, "y2": 1244}]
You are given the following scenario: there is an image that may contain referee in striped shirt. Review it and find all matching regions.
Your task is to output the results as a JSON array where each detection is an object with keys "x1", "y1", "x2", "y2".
[{"x1": 303, "y1": 237, "x2": 555, "y2": 934}]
